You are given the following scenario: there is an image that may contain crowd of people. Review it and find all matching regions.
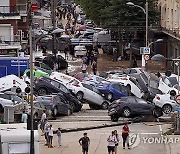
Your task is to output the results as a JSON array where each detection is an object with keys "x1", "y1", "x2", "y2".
[
  {"x1": 81, "y1": 49, "x2": 98, "y2": 75},
  {"x1": 78, "y1": 123, "x2": 130, "y2": 154}
]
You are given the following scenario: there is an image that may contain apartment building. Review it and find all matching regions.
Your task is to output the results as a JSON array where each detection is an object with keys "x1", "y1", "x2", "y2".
[
  {"x1": 0, "y1": 0, "x2": 29, "y2": 45},
  {"x1": 158, "y1": 0, "x2": 180, "y2": 71}
]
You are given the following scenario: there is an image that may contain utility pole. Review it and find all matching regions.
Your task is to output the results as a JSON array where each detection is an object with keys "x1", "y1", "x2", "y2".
[
  {"x1": 51, "y1": 0, "x2": 56, "y2": 56},
  {"x1": 28, "y1": 0, "x2": 34, "y2": 154}
]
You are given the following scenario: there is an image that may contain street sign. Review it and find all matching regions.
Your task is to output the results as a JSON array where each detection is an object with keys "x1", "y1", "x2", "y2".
[
  {"x1": 140, "y1": 47, "x2": 150, "y2": 54},
  {"x1": 144, "y1": 54, "x2": 150, "y2": 61}
]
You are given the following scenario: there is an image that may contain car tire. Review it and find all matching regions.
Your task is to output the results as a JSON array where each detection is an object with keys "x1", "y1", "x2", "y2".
[
  {"x1": 0, "y1": 104, "x2": 4, "y2": 113},
  {"x1": 37, "y1": 88, "x2": 48, "y2": 96},
  {"x1": 101, "y1": 101, "x2": 109, "y2": 110},
  {"x1": 89, "y1": 104, "x2": 100, "y2": 110},
  {"x1": 69, "y1": 102, "x2": 75, "y2": 112},
  {"x1": 111, "y1": 114, "x2": 119, "y2": 122},
  {"x1": 107, "y1": 93, "x2": 113, "y2": 101},
  {"x1": 122, "y1": 107, "x2": 131, "y2": 117},
  {"x1": 162, "y1": 104, "x2": 172, "y2": 114},
  {"x1": 76, "y1": 92, "x2": 84, "y2": 100},
  {"x1": 52, "y1": 107, "x2": 58, "y2": 117},
  {"x1": 153, "y1": 107, "x2": 163, "y2": 118}
]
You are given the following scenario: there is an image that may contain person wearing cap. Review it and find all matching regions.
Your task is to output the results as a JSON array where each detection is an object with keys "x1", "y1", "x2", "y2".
[{"x1": 79, "y1": 133, "x2": 90, "y2": 154}]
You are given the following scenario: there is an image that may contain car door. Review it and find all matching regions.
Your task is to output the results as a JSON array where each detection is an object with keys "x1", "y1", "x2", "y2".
[
  {"x1": 54, "y1": 96, "x2": 63, "y2": 114},
  {"x1": 92, "y1": 87, "x2": 104, "y2": 105},
  {"x1": 81, "y1": 83, "x2": 95, "y2": 102},
  {"x1": 128, "y1": 78, "x2": 143, "y2": 98},
  {"x1": 58, "y1": 96, "x2": 69, "y2": 115},
  {"x1": 158, "y1": 77, "x2": 172, "y2": 94},
  {"x1": 111, "y1": 84, "x2": 123, "y2": 99},
  {"x1": 50, "y1": 80, "x2": 61, "y2": 93},
  {"x1": 135, "y1": 98, "x2": 152, "y2": 114}
]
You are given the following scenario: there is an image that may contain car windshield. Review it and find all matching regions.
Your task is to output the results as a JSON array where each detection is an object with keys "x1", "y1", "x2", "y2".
[
  {"x1": 12, "y1": 95, "x2": 23, "y2": 103},
  {"x1": 163, "y1": 77, "x2": 178, "y2": 87}
]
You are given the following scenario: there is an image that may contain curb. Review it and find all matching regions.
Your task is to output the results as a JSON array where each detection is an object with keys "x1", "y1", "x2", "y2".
[{"x1": 61, "y1": 121, "x2": 130, "y2": 133}]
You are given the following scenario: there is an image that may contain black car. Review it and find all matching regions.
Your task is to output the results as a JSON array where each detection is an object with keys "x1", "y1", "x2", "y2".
[
  {"x1": 35, "y1": 54, "x2": 68, "y2": 70},
  {"x1": 36, "y1": 95, "x2": 72, "y2": 117},
  {"x1": 57, "y1": 92, "x2": 82, "y2": 112},
  {"x1": 108, "y1": 96, "x2": 163, "y2": 122},
  {"x1": 34, "y1": 77, "x2": 82, "y2": 112}
]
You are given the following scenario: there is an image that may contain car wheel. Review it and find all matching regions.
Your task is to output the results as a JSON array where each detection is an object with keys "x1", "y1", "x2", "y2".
[
  {"x1": 52, "y1": 107, "x2": 58, "y2": 117},
  {"x1": 89, "y1": 104, "x2": 100, "y2": 110},
  {"x1": 69, "y1": 102, "x2": 75, "y2": 112},
  {"x1": 122, "y1": 107, "x2": 131, "y2": 117},
  {"x1": 153, "y1": 107, "x2": 163, "y2": 118},
  {"x1": 101, "y1": 101, "x2": 109, "y2": 110},
  {"x1": 37, "y1": 88, "x2": 48, "y2": 96},
  {"x1": 107, "y1": 93, "x2": 113, "y2": 101},
  {"x1": 111, "y1": 114, "x2": 119, "y2": 122},
  {"x1": 162, "y1": 104, "x2": 172, "y2": 114},
  {"x1": 76, "y1": 92, "x2": 84, "y2": 100},
  {"x1": 0, "y1": 104, "x2": 4, "y2": 113}
]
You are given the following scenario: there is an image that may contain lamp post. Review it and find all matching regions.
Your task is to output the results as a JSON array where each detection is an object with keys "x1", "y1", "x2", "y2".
[{"x1": 127, "y1": 1, "x2": 148, "y2": 69}]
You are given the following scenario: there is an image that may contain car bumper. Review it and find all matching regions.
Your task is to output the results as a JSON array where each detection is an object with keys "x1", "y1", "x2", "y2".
[{"x1": 108, "y1": 108, "x2": 117, "y2": 116}]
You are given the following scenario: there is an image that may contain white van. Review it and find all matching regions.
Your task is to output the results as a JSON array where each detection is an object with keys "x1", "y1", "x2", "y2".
[
  {"x1": 50, "y1": 72, "x2": 75, "y2": 85},
  {"x1": 0, "y1": 75, "x2": 27, "y2": 93},
  {"x1": 0, "y1": 123, "x2": 39, "y2": 154}
]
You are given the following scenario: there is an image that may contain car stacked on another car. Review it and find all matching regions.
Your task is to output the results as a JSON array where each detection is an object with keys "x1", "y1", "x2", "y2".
[
  {"x1": 108, "y1": 96, "x2": 163, "y2": 122},
  {"x1": 34, "y1": 76, "x2": 82, "y2": 112},
  {"x1": 36, "y1": 95, "x2": 72, "y2": 117},
  {"x1": 97, "y1": 82, "x2": 128, "y2": 101}
]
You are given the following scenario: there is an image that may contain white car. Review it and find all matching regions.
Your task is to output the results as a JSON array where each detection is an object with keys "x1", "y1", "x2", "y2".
[
  {"x1": 158, "y1": 75, "x2": 179, "y2": 94},
  {"x1": 67, "y1": 80, "x2": 110, "y2": 109},
  {"x1": 50, "y1": 72, "x2": 75, "y2": 85},
  {"x1": 153, "y1": 93, "x2": 177, "y2": 114},
  {"x1": 0, "y1": 75, "x2": 27, "y2": 93},
  {"x1": 74, "y1": 45, "x2": 87, "y2": 57},
  {"x1": 107, "y1": 75, "x2": 144, "y2": 98},
  {"x1": 83, "y1": 75, "x2": 108, "y2": 86}
]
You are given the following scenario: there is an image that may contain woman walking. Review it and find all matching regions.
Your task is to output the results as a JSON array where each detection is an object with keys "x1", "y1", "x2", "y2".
[
  {"x1": 57, "y1": 128, "x2": 62, "y2": 147},
  {"x1": 122, "y1": 123, "x2": 130, "y2": 149}
]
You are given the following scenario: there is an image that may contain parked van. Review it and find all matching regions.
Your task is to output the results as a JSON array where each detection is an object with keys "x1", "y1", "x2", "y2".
[
  {"x1": 0, "y1": 123, "x2": 39, "y2": 154},
  {"x1": 0, "y1": 75, "x2": 27, "y2": 93}
]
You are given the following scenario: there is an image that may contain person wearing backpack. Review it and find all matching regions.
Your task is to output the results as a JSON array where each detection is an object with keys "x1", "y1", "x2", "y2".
[
  {"x1": 107, "y1": 131, "x2": 117, "y2": 154},
  {"x1": 79, "y1": 133, "x2": 90, "y2": 154}
]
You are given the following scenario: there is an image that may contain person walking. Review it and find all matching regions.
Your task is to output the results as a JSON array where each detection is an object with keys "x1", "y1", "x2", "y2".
[
  {"x1": 40, "y1": 110, "x2": 46, "y2": 133},
  {"x1": 92, "y1": 60, "x2": 97, "y2": 75},
  {"x1": 107, "y1": 131, "x2": 117, "y2": 154},
  {"x1": 79, "y1": 133, "x2": 90, "y2": 154},
  {"x1": 114, "y1": 130, "x2": 120, "y2": 154},
  {"x1": 57, "y1": 128, "x2": 62, "y2": 147},
  {"x1": 81, "y1": 62, "x2": 87, "y2": 73},
  {"x1": 48, "y1": 124, "x2": 54, "y2": 148},
  {"x1": 44, "y1": 119, "x2": 50, "y2": 146},
  {"x1": 122, "y1": 123, "x2": 130, "y2": 149},
  {"x1": 21, "y1": 110, "x2": 28, "y2": 123}
]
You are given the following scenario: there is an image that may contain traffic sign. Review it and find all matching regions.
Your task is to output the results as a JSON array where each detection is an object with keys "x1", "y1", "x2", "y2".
[
  {"x1": 144, "y1": 54, "x2": 150, "y2": 61},
  {"x1": 140, "y1": 47, "x2": 150, "y2": 54}
]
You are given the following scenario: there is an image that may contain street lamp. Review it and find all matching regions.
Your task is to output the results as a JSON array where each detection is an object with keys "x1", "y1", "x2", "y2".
[{"x1": 127, "y1": 1, "x2": 148, "y2": 69}]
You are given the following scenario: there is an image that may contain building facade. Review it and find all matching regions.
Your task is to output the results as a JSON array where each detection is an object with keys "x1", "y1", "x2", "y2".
[{"x1": 158, "y1": 0, "x2": 180, "y2": 71}]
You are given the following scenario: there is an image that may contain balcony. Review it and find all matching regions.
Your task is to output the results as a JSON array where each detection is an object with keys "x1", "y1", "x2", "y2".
[{"x1": 0, "y1": 5, "x2": 27, "y2": 18}]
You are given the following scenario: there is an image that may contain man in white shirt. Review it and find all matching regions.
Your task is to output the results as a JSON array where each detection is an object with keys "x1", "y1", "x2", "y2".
[{"x1": 107, "y1": 131, "x2": 117, "y2": 154}]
